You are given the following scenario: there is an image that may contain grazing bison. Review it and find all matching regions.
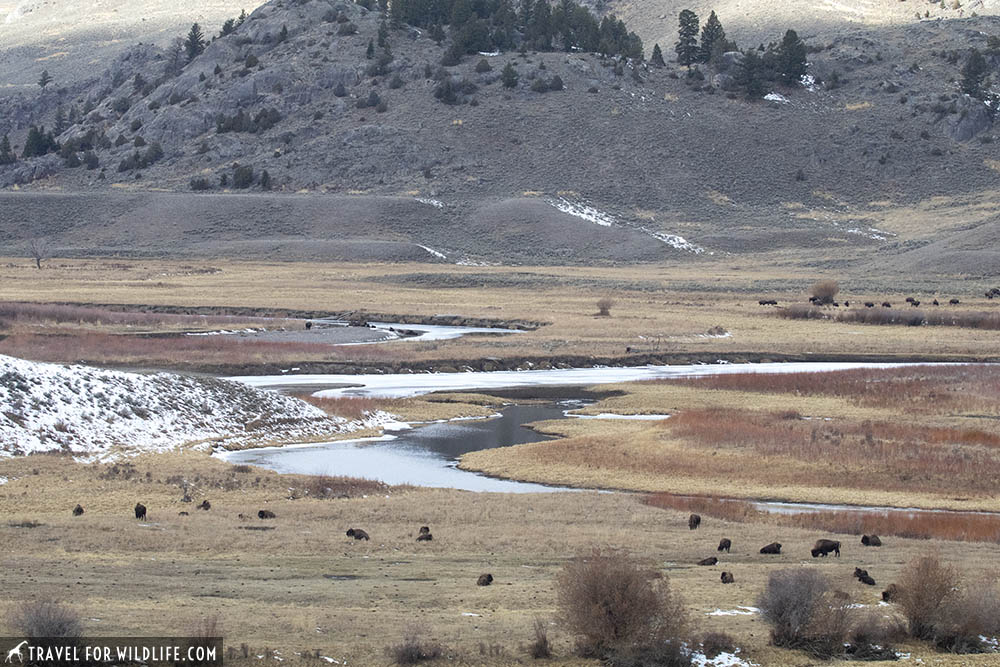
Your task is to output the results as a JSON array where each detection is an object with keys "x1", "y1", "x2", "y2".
[
  {"x1": 905, "y1": 297, "x2": 915, "y2": 304},
  {"x1": 864, "y1": 302, "x2": 875, "y2": 308},
  {"x1": 861, "y1": 534, "x2": 882, "y2": 547},
  {"x1": 882, "y1": 584, "x2": 899, "y2": 602},
  {"x1": 760, "y1": 542, "x2": 782, "y2": 555},
  {"x1": 258, "y1": 510, "x2": 276, "y2": 519},
  {"x1": 854, "y1": 568, "x2": 869, "y2": 579},
  {"x1": 72, "y1": 504, "x2": 84, "y2": 516},
  {"x1": 717, "y1": 538, "x2": 732, "y2": 553},
  {"x1": 197, "y1": 500, "x2": 211, "y2": 511},
  {"x1": 134, "y1": 503, "x2": 147, "y2": 521},
  {"x1": 688, "y1": 514, "x2": 701, "y2": 530},
  {"x1": 416, "y1": 533, "x2": 433, "y2": 542},
  {"x1": 178, "y1": 511, "x2": 189, "y2": 516},
  {"x1": 697, "y1": 557, "x2": 718, "y2": 566},
  {"x1": 949, "y1": 298, "x2": 960, "y2": 305},
  {"x1": 720, "y1": 572, "x2": 734, "y2": 584},
  {"x1": 811, "y1": 539, "x2": 841, "y2": 558},
  {"x1": 477, "y1": 573, "x2": 493, "y2": 586},
  {"x1": 419, "y1": 526, "x2": 431, "y2": 535},
  {"x1": 932, "y1": 299, "x2": 939, "y2": 306},
  {"x1": 911, "y1": 300, "x2": 920, "y2": 307},
  {"x1": 346, "y1": 528, "x2": 370, "y2": 541},
  {"x1": 305, "y1": 320, "x2": 312, "y2": 330},
  {"x1": 859, "y1": 573, "x2": 876, "y2": 586}
]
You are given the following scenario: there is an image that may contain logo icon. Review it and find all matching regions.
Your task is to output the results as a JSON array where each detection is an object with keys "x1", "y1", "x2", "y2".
[{"x1": 4, "y1": 640, "x2": 28, "y2": 664}]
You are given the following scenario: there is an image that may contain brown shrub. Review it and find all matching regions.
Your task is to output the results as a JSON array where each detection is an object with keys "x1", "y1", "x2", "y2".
[
  {"x1": 301, "y1": 474, "x2": 388, "y2": 499},
  {"x1": 930, "y1": 586, "x2": 1000, "y2": 653},
  {"x1": 758, "y1": 569, "x2": 849, "y2": 659},
  {"x1": 810, "y1": 279, "x2": 840, "y2": 305},
  {"x1": 596, "y1": 298, "x2": 614, "y2": 317},
  {"x1": 556, "y1": 547, "x2": 688, "y2": 660},
  {"x1": 845, "y1": 609, "x2": 906, "y2": 661},
  {"x1": 386, "y1": 629, "x2": 443, "y2": 665},
  {"x1": 10, "y1": 598, "x2": 82, "y2": 638},
  {"x1": 528, "y1": 619, "x2": 552, "y2": 659},
  {"x1": 700, "y1": 631, "x2": 739, "y2": 659},
  {"x1": 896, "y1": 554, "x2": 958, "y2": 640}
]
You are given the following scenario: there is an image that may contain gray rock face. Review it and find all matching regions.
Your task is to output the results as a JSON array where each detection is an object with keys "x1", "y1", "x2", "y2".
[{"x1": 939, "y1": 95, "x2": 993, "y2": 141}]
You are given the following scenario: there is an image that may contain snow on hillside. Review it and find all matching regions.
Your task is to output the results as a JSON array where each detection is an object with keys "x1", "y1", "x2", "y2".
[{"x1": 0, "y1": 354, "x2": 393, "y2": 460}]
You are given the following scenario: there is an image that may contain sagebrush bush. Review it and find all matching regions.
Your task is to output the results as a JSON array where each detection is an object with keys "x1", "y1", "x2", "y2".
[
  {"x1": 11, "y1": 599, "x2": 82, "y2": 638},
  {"x1": 556, "y1": 548, "x2": 688, "y2": 661},
  {"x1": 758, "y1": 569, "x2": 848, "y2": 658},
  {"x1": 528, "y1": 619, "x2": 551, "y2": 659},
  {"x1": 596, "y1": 298, "x2": 614, "y2": 316},
  {"x1": 386, "y1": 630, "x2": 442, "y2": 665},
  {"x1": 897, "y1": 554, "x2": 957, "y2": 640},
  {"x1": 810, "y1": 279, "x2": 840, "y2": 305},
  {"x1": 929, "y1": 586, "x2": 1000, "y2": 653}
]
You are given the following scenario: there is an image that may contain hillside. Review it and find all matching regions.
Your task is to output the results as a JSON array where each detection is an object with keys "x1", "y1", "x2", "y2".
[
  {"x1": 0, "y1": 0, "x2": 999, "y2": 271},
  {"x1": 0, "y1": 353, "x2": 392, "y2": 458}
]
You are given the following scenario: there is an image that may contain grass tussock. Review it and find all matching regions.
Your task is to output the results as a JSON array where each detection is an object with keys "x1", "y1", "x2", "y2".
[
  {"x1": 299, "y1": 474, "x2": 388, "y2": 499},
  {"x1": 386, "y1": 629, "x2": 444, "y2": 665},
  {"x1": 10, "y1": 598, "x2": 83, "y2": 638},
  {"x1": 778, "y1": 303, "x2": 1000, "y2": 330},
  {"x1": 294, "y1": 395, "x2": 384, "y2": 421},
  {"x1": 645, "y1": 493, "x2": 1000, "y2": 543},
  {"x1": 0, "y1": 301, "x2": 278, "y2": 330},
  {"x1": 527, "y1": 619, "x2": 552, "y2": 659}
]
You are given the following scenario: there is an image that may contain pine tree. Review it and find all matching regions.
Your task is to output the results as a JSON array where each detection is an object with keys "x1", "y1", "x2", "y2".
[
  {"x1": 775, "y1": 29, "x2": 807, "y2": 85},
  {"x1": 650, "y1": 43, "x2": 665, "y2": 67},
  {"x1": 698, "y1": 11, "x2": 725, "y2": 64},
  {"x1": 736, "y1": 48, "x2": 766, "y2": 99},
  {"x1": 185, "y1": 23, "x2": 206, "y2": 62},
  {"x1": 38, "y1": 69, "x2": 52, "y2": 89},
  {"x1": 236, "y1": 9, "x2": 247, "y2": 26},
  {"x1": 961, "y1": 48, "x2": 988, "y2": 99},
  {"x1": 430, "y1": 24, "x2": 446, "y2": 45},
  {"x1": 54, "y1": 106, "x2": 66, "y2": 134},
  {"x1": 220, "y1": 18, "x2": 236, "y2": 37},
  {"x1": 675, "y1": 10, "x2": 699, "y2": 68},
  {"x1": 378, "y1": 20, "x2": 389, "y2": 48},
  {"x1": 277, "y1": 24, "x2": 289, "y2": 43},
  {"x1": 0, "y1": 134, "x2": 16, "y2": 165},
  {"x1": 366, "y1": 39, "x2": 375, "y2": 59},
  {"x1": 501, "y1": 61, "x2": 519, "y2": 88}
]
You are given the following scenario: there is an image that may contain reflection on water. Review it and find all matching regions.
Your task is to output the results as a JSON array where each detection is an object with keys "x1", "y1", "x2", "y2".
[{"x1": 221, "y1": 403, "x2": 575, "y2": 493}]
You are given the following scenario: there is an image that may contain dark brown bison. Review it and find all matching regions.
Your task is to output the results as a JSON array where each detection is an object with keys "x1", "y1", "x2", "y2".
[
  {"x1": 197, "y1": 500, "x2": 211, "y2": 511},
  {"x1": 416, "y1": 533, "x2": 433, "y2": 542},
  {"x1": 882, "y1": 302, "x2": 892, "y2": 308},
  {"x1": 346, "y1": 528, "x2": 370, "y2": 541},
  {"x1": 134, "y1": 503, "x2": 147, "y2": 521},
  {"x1": 949, "y1": 298, "x2": 960, "y2": 305},
  {"x1": 854, "y1": 568, "x2": 869, "y2": 579},
  {"x1": 859, "y1": 573, "x2": 876, "y2": 586},
  {"x1": 720, "y1": 572, "x2": 734, "y2": 584},
  {"x1": 258, "y1": 510, "x2": 276, "y2": 519},
  {"x1": 932, "y1": 299, "x2": 939, "y2": 306},
  {"x1": 419, "y1": 526, "x2": 430, "y2": 535},
  {"x1": 697, "y1": 557, "x2": 718, "y2": 566},
  {"x1": 861, "y1": 534, "x2": 882, "y2": 547},
  {"x1": 760, "y1": 542, "x2": 781, "y2": 555},
  {"x1": 477, "y1": 573, "x2": 493, "y2": 586},
  {"x1": 305, "y1": 321, "x2": 312, "y2": 330},
  {"x1": 864, "y1": 302, "x2": 875, "y2": 308},
  {"x1": 882, "y1": 584, "x2": 899, "y2": 602},
  {"x1": 688, "y1": 514, "x2": 701, "y2": 530},
  {"x1": 717, "y1": 538, "x2": 731, "y2": 553},
  {"x1": 72, "y1": 504, "x2": 84, "y2": 516},
  {"x1": 811, "y1": 539, "x2": 841, "y2": 558},
  {"x1": 178, "y1": 511, "x2": 189, "y2": 516}
]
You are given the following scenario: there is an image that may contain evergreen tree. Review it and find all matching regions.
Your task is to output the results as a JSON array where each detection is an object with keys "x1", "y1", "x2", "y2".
[
  {"x1": 366, "y1": 39, "x2": 375, "y2": 59},
  {"x1": 0, "y1": 134, "x2": 16, "y2": 165},
  {"x1": 277, "y1": 24, "x2": 289, "y2": 43},
  {"x1": 650, "y1": 43, "x2": 665, "y2": 67},
  {"x1": 775, "y1": 29, "x2": 807, "y2": 84},
  {"x1": 165, "y1": 37, "x2": 186, "y2": 77},
  {"x1": 236, "y1": 9, "x2": 247, "y2": 26},
  {"x1": 961, "y1": 48, "x2": 988, "y2": 99},
  {"x1": 220, "y1": 18, "x2": 236, "y2": 37},
  {"x1": 430, "y1": 23, "x2": 446, "y2": 45},
  {"x1": 21, "y1": 125, "x2": 58, "y2": 158},
  {"x1": 185, "y1": 23, "x2": 206, "y2": 62},
  {"x1": 698, "y1": 11, "x2": 725, "y2": 64},
  {"x1": 378, "y1": 20, "x2": 389, "y2": 48},
  {"x1": 54, "y1": 106, "x2": 67, "y2": 134},
  {"x1": 501, "y1": 61, "x2": 519, "y2": 88},
  {"x1": 530, "y1": 0, "x2": 553, "y2": 50},
  {"x1": 736, "y1": 48, "x2": 766, "y2": 99},
  {"x1": 675, "y1": 10, "x2": 699, "y2": 68},
  {"x1": 38, "y1": 69, "x2": 52, "y2": 89}
]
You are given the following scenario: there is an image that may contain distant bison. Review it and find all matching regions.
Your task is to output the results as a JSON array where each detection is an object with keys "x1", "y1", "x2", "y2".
[
  {"x1": 932, "y1": 299, "x2": 939, "y2": 306},
  {"x1": 717, "y1": 538, "x2": 731, "y2": 553},
  {"x1": 861, "y1": 534, "x2": 882, "y2": 547},
  {"x1": 477, "y1": 573, "x2": 493, "y2": 586},
  {"x1": 419, "y1": 526, "x2": 430, "y2": 535},
  {"x1": 760, "y1": 542, "x2": 782, "y2": 555},
  {"x1": 697, "y1": 557, "x2": 718, "y2": 566},
  {"x1": 346, "y1": 528, "x2": 369, "y2": 541},
  {"x1": 305, "y1": 320, "x2": 312, "y2": 330},
  {"x1": 949, "y1": 298, "x2": 960, "y2": 305},
  {"x1": 859, "y1": 573, "x2": 876, "y2": 586},
  {"x1": 721, "y1": 572, "x2": 734, "y2": 584},
  {"x1": 258, "y1": 510, "x2": 276, "y2": 519},
  {"x1": 882, "y1": 584, "x2": 899, "y2": 602},
  {"x1": 178, "y1": 511, "x2": 189, "y2": 516},
  {"x1": 882, "y1": 302, "x2": 892, "y2": 308},
  {"x1": 416, "y1": 533, "x2": 433, "y2": 542},
  {"x1": 854, "y1": 568, "x2": 869, "y2": 579},
  {"x1": 688, "y1": 514, "x2": 701, "y2": 530},
  {"x1": 197, "y1": 500, "x2": 211, "y2": 511},
  {"x1": 811, "y1": 539, "x2": 841, "y2": 558},
  {"x1": 905, "y1": 297, "x2": 915, "y2": 304},
  {"x1": 864, "y1": 302, "x2": 875, "y2": 308},
  {"x1": 911, "y1": 300, "x2": 920, "y2": 307},
  {"x1": 72, "y1": 504, "x2": 84, "y2": 517},
  {"x1": 134, "y1": 503, "x2": 147, "y2": 521},
  {"x1": 758, "y1": 299, "x2": 778, "y2": 306}
]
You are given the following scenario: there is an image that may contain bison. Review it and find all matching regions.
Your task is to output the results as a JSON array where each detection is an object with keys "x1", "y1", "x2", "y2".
[
  {"x1": 477, "y1": 573, "x2": 493, "y2": 586},
  {"x1": 197, "y1": 500, "x2": 211, "y2": 511},
  {"x1": 305, "y1": 320, "x2": 312, "y2": 330},
  {"x1": 911, "y1": 300, "x2": 920, "y2": 307},
  {"x1": 905, "y1": 297, "x2": 915, "y2": 304},
  {"x1": 811, "y1": 539, "x2": 841, "y2": 558},
  {"x1": 697, "y1": 557, "x2": 718, "y2": 566},
  {"x1": 416, "y1": 533, "x2": 433, "y2": 542},
  {"x1": 688, "y1": 514, "x2": 701, "y2": 530},
  {"x1": 932, "y1": 299, "x2": 939, "y2": 306},
  {"x1": 419, "y1": 526, "x2": 431, "y2": 535},
  {"x1": 854, "y1": 568, "x2": 869, "y2": 579},
  {"x1": 949, "y1": 298, "x2": 960, "y2": 305},
  {"x1": 861, "y1": 534, "x2": 882, "y2": 547},
  {"x1": 720, "y1": 572, "x2": 734, "y2": 584},
  {"x1": 346, "y1": 528, "x2": 370, "y2": 541},
  {"x1": 882, "y1": 302, "x2": 892, "y2": 308},
  {"x1": 859, "y1": 573, "x2": 876, "y2": 586},
  {"x1": 72, "y1": 504, "x2": 84, "y2": 516},
  {"x1": 882, "y1": 584, "x2": 899, "y2": 602},
  {"x1": 258, "y1": 510, "x2": 276, "y2": 519},
  {"x1": 178, "y1": 511, "x2": 189, "y2": 516},
  {"x1": 864, "y1": 302, "x2": 875, "y2": 308},
  {"x1": 717, "y1": 538, "x2": 732, "y2": 553},
  {"x1": 760, "y1": 542, "x2": 782, "y2": 555},
  {"x1": 134, "y1": 503, "x2": 147, "y2": 521}
]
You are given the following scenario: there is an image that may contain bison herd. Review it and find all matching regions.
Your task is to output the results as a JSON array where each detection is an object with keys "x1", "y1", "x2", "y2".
[{"x1": 761, "y1": 296, "x2": 967, "y2": 308}]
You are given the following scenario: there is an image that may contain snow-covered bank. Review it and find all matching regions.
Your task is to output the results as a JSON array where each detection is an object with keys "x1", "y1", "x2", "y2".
[
  {"x1": 0, "y1": 354, "x2": 394, "y2": 460},
  {"x1": 230, "y1": 361, "x2": 937, "y2": 399}
]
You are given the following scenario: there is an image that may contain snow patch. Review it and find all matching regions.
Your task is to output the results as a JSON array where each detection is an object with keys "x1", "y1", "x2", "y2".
[
  {"x1": 567, "y1": 412, "x2": 671, "y2": 421},
  {"x1": 706, "y1": 606, "x2": 759, "y2": 616},
  {"x1": 549, "y1": 198, "x2": 617, "y2": 226},
  {"x1": 0, "y1": 476, "x2": 8, "y2": 485},
  {"x1": 645, "y1": 230, "x2": 705, "y2": 253},
  {"x1": 415, "y1": 244, "x2": 447, "y2": 260},
  {"x1": 477, "y1": 51, "x2": 500, "y2": 57},
  {"x1": 186, "y1": 328, "x2": 264, "y2": 337},
  {"x1": 691, "y1": 649, "x2": 758, "y2": 667},
  {"x1": 0, "y1": 354, "x2": 396, "y2": 459},
  {"x1": 801, "y1": 74, "x2": 819, "y2": 92},
  {"x1": 414, "y1": 197, "x2": 444, "y2": 208},
  {"x1": 764, "y1": 92, "x2": 790, "y2": 104}
]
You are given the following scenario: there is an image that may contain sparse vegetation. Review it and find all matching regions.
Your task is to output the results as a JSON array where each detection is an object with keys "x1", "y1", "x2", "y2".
[
  {"x1": 758, "y1": 569, "x2": 848, "y2": 659},
  {"x1": 810, "y1": 279, "x2": 840, "y2": 305},
  {"x1": 10, "y1": 598, "x2": 82, "y2": 638}
]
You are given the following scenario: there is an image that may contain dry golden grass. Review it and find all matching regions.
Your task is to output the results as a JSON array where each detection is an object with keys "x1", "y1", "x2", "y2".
[{"x1": 1, "y1": 452, "x2": 999, "y2": 666}]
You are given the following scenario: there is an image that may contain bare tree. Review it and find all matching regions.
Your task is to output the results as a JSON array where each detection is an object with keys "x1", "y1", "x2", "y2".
[{"x1": 29, "y1": 237, "x2": 50, "y2": 269}]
